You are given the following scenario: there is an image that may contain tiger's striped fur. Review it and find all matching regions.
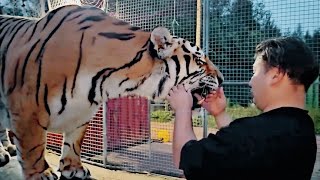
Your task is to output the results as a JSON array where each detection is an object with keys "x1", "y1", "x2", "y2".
[{"x1": 0, "y1": 5, "x2": 223, "y2": 180}]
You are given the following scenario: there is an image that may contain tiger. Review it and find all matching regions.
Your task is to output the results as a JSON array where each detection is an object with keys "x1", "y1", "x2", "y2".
[{"x1": 0, "y1": 4, "x2": 224, "y2": 180}]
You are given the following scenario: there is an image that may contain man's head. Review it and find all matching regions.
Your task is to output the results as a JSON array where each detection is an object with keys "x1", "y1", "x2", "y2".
[{"x1": 249, "y1": 37, "x2": 319, "y2": 110}]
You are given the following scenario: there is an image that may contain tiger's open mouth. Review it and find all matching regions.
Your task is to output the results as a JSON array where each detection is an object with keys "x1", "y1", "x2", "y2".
[{"x1": 190, "y1": 76, "x2": 220, "y2": 110}]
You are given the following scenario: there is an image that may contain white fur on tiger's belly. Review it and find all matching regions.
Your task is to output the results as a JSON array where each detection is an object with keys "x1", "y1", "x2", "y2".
[
  {"x1": 48, "y1": 93, "x2": 100, "y2": 133},
  {"x1": 47, "y1": 75, "x2": 99, "y2": 133}
]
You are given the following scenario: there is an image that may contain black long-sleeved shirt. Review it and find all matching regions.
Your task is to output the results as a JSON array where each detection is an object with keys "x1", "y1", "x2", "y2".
[{"x1": 179, "y1": 107, "x2": 317, "y2": 180}]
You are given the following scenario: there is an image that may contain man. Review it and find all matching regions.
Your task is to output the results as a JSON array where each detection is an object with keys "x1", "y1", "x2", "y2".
[{"x1": 166, "y1": 37, "x2": 319, "y2": 180}]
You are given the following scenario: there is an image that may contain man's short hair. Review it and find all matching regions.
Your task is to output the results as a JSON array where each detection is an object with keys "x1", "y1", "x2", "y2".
[{"x1": 255, "y1": 37, "x2": 319, "y2": 92}]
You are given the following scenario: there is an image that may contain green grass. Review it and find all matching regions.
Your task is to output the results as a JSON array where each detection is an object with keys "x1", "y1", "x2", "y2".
[{"x1": 151, "y1": 110, "x2": 173, "y2": 123}]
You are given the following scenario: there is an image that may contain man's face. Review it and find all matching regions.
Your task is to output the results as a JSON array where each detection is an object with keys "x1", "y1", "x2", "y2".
[{"x1": 249, "y1": 56, "x2": 269, "y2": 110}]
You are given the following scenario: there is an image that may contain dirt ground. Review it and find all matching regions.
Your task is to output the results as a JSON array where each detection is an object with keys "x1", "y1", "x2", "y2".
[
  {"x1": 0, "y1": 151, "x2": 183, "y2": 180},
  {"x1": 45, "y1": 152, "x2": 183, "y2": 180},
  {"x1": 0, "y1": 123, "x2": 214, "y2": 180}
]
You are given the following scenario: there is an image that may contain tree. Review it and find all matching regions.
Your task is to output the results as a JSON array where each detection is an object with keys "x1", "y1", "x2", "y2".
[
  {"x1": 206, "y1": 0, "x2": 282, "y2": 106},
  {"x1": 292, "y1": 23, "x2": 303, "y2": 39},
  {"x1": 311, "y1": 29, "x2": 320, "y2": 62},
  {"x1": 0, "y1": 0, "x2": 40, "y2": 17}
]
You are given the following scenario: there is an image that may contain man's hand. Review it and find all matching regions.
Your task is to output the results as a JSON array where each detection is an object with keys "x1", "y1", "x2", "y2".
[
  {"x1": 166, "y1": 84, "x2": 193, "y2": 112},
  {"x1": 166, "y1": 84, "x2": 197, "y2": 168},
  {"x1": 195, "y1": 87, "x2": 227, "y2": 117},
  {"x1": 195, "y1": 87, "x2": 231, "y2": 129}
]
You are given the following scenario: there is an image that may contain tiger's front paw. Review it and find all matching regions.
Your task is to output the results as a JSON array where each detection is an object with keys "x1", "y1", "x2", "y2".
[
  {"x1": 0, "y1": 147, "x2": 10, "y2": 167},
  {"x1": 40, "y1": 167, "x2": 59, "y2": 180},
  {"x1": 59, "y1": 158, "x2": 91, "y2": 180},
  {"x1": 5, "y1": 144, "x2": 16, "y2": 156},
  {"x1": 60, "y1": 166, "x2": 91, "y2": 180},
  {"x1": 28, "y1": 167, "x2": 58, "y2": 180}
]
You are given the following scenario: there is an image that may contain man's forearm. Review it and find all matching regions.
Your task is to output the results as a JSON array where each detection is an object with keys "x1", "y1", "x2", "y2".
[
  {"x1": 214, "y1": 111, "x2": 232, "y2": 129},
  {"x1": 172, "y1": 110, "x2": 197, "y2": 168}
]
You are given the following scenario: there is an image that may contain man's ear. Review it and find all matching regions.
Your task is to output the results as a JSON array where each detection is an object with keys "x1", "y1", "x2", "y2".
[
  {"x1": 269, "y1": 67, "x2": 284, "y2": 85},
  {"x1": 150, "y1": 27, "x2": 175, "y2": 59}
]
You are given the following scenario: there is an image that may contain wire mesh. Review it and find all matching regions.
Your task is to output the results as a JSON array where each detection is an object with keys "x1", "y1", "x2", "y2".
[
  {"x1": 104, "y1": 0, "x2": 320, "y2": 177},
  {"x1": 46, "y1": 106, "x2": 105, "y2": 165},
  {"x1": 80, "y1": 0, "x2": 106, "y2": 10},
  {"x1": 207, "y1": 0, "x2": 320, "y2": 107},
  {"x1": 47, "y1": 0, "x2": 81, "y2": 10},
  {"x1": 37, "y1": 0, "x2": 319, "y2": 178},
  {"x1": 107, "y1": 0, "x2": 197, "y2": 42},
  {"x1": 104, "y1": 97, "x2": 150, "y2": 173},
  {"x1": 104, "y1": 0, "x2": 200, "y2": 177}
]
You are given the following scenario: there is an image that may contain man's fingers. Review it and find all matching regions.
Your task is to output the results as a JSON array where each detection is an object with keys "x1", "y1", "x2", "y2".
[
  {"x1": 177, "y1": 84, "x2": 184, "y2": 89},
  {"x1": 187, "y1": 89, "x2": 192, "y2": 95},
  {"x1": 168, "y1": 89, "x2": 173, "y2": 95},
  {"x1": 194, "y1": 93, "x2": 205, "y2": 105},
  {"x1": 194, "y1": 93, "x2": 203, "y2": 100},
  {"x1": 217, "y1": 87, "x2": 224, "y2": 98},
  {"x1": 206, "y1": 94, "x2": 214, "y2": 99},
  {"x1": 197, "y1": 98, "x2": 205, "y2": 105},
  {"x1": 172, "y1": 86, "x2": 178, "y2": 92}
]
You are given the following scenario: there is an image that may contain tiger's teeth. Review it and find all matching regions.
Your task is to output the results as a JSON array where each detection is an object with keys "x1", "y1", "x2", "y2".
[{"x1": 197, "y1": 98, "x2": 205, "y2": 105}]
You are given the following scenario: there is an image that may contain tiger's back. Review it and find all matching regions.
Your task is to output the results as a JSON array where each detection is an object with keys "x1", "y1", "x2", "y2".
[
  {"x1": 2, "y1": 6, "x2": 149, "y2": 103},
  {"x1": 1, "y1": 5, "x2": 154, "y2": 130}
]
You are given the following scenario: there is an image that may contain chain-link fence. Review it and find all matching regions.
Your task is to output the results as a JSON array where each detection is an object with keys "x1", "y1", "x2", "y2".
[
  {"x1": 104, "y1": 1, "x2": 319, "y2": 177},
  {"x1": 205, "y1": 0, "x2": 319, "y2": 108}
]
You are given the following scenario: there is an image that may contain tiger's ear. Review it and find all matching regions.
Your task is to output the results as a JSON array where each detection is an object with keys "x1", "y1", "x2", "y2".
[{"x1": 150, "y1": 27, "x2": 174, "y2": 59}]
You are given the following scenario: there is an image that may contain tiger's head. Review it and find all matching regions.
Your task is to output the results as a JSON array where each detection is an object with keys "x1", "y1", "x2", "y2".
[
  {"x1": 148, "y1": 27, "x2": 224, "y2": 109},
  {"x1": 82, "y1": 14, "x2": 223, "y2": 110}
]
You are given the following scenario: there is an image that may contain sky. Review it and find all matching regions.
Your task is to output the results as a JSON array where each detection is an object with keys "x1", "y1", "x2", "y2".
[{"x1": 262, "y1": 0, "x2": 320, "y2": 34}]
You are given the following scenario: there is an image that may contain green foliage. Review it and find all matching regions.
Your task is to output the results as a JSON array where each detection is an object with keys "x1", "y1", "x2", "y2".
[
  {"x1": 207, "y1": 106, "x2": 320, "y2": 135},
  {"x1": 192, "y1": 116, "x2": 202, "y2": 127},
  {"x1": 151, "y1": 107, "x2": 320, "y2": 135},
  {"x1": 226, "y1": 105, "x2": 261, "y2": 119},
  {"x1": 151, "y1": 110, "x2": 173, "y2": 123},
  {"x1": 308, "y1": 108, "x2": 320, "y2": 134},
  {"x1": 206, "y1": 116, "x2": 217, "y2": 128},
  {"x1": 205, "y1": 105, "x2": 260, "y2": 128}
]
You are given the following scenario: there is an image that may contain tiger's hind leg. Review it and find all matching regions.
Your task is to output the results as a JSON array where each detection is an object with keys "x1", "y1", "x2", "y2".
[
  {"x1": 0, "y1": 129, "x2": 17, "y2": 157},
  {"x1": 59, "y1": 123, "x2": 91, "y2": 179},
  {"x1": 11, "y1": 114, "x2": 58, "y2": 180},
  {"x1": 0, "y1": 128, "x2": 10, "y2": 167},
  {"x1": 0, "y1": 103, "x2": 12, "y2": 167}
]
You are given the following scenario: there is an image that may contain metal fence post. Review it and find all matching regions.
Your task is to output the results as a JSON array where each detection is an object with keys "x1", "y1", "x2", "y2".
[
  {"x1": 40, "y1": 0, "x2": 46, "y2": 17},
  {"x1": 148, "y1": 100, "x2": 152, "y2": 159},
  {"x1": 102, "y1": 103, "x2": 108, "y2": 167},
  {"x1": 314, "y1": 78, "x2": 319, "y2": 109},
  {"x1": 202, "y1": 0, "x2": 209, "y2": 138},
  {"x1": 196, "y1": 0, "x2": 202, "y2": 47}
]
